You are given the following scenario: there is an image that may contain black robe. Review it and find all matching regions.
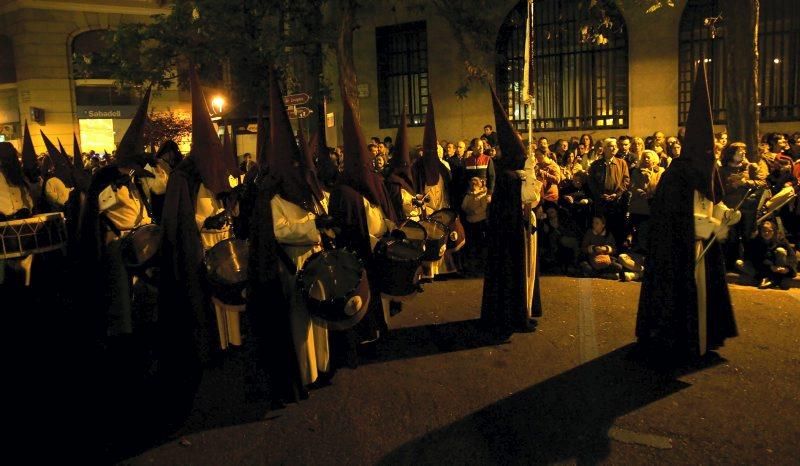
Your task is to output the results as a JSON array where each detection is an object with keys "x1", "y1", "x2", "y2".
[
  {"x1": 480, "y1": 169, "x2": 542, "y2": 333},
  {"x1": 155, "y1": 157, "x2": 217, "y2": 424},
  {"x1": 245, "y1": 172, "x2": 306, "y2": 404},
  {"x1": 636, "y1": 159, "x2": 737, "y2": 358}
]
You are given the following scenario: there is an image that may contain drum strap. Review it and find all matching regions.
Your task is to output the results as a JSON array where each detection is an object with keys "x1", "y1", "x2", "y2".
[{"x1": 275, "y1": 245, "x2": 297, "y2": 275}]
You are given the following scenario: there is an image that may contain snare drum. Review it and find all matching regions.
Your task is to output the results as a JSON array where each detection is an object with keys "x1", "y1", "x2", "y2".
[
  {"x1": 419, "y1": 218, "x2": 448, "y2": 262},
  {"x1": 0, "y1": 212, "x2": 67, "y2": 259},
  {"x1": 430, "y1": 208, "x2": 466, "y2": 251},
  {"x1": 205, "y1": 238, "x2": 249, "y2": 305},
  {"x1": 399, "y1": 220, "x2": 427, "y2": 254},
  {"x1": 120, "y1": 223, "x2": 162, "y2": 272},
  {"x1": 373, "y1": 235, "x2": 424, "y2": 297},
  {"x1": 297, "y1": 249, "x2": 370, "y2": 330}
]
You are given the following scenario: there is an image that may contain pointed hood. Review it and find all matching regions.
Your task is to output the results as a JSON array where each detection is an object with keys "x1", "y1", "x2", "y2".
[
  {"x1": 310, "y1": 113, "x2": 338, "y2": 189},
  {"x1": 490, "y1": 85, "x2": 527, "y2": 170},
  {"x1": 222, "y1": 124, "x2": 242, "y2": 178},
  {"x1": 297, "y1": 123, "x2": 325, "y2": 204},
  {"x1": 340, "y1": 86, "x2": 397, "y2": 222},
  {"x1": 21, "y1": 120, "x2": 39, "y2": 180},
  {"x1": 72, "y1": 133, "x2": 82, "y2": 169},
  {"x1": 41, "y1": 130, "x2": 73, "y2": 187},
  {"x1": 681, "y1": 63, "x2": 724, "y2": 203},
  {"x1": 189, "y1": 65, "x2": 233, "y2": 195},
  {"x1": 115, "y1": 86, "x2": 151, "y2": 167},
  {"x1": 0, "y1": 141, "x2": 25, "y2": 188},
  {"x1": 387, "y1": 106, "x2": 414, "y2": 192},
  {"x1": 266, "y1": 68, "x2": 323, "y2": 211},
  {"x1": 420, "y1": 95, "x2": 443, "y2": 186}
]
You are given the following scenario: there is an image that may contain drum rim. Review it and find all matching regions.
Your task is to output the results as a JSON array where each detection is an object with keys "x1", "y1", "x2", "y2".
[
  {"x1": 121, "y1": 223, "x2": 163, "y2": 269},
  {"x1": 308, "y1": 270, "x2": 371, "y2": 331},
  {"x1": 204, "y1": 237, "x2": 249, "y2": 285},
  {"x1": 0, "y1": 211, "x2": 67, "y2": 259},
  {"x1": 297, "y1": 248, "x2": 367, "y2": 302}
]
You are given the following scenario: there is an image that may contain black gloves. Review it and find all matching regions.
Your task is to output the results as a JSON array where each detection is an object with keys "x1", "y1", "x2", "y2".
[
  {"x1": 203, "y1": 211, "x2": 230, "y2": 230},
  {"x1": 315, "y1": 215, "x2": 336, "y2": 230}
]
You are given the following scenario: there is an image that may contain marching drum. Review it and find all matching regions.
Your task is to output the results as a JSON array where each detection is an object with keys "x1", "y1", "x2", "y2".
[
  {"x1": 205, "y1": 238, "x2": 250, "y2": 306},
  {"x1": 429, "y1": 208, "x2": 466, "y2": 251},
  {"x1": 373, "y1": 234, "x2": 424, "y2": 297},
  {"x1": 298, "y1": 249, "x2": 370, "y2": 330},
  {"x1": 120, "y1": 223, "x2": 162, "y2": 272},
  {"x1": 0, "y1": 212, "x2": 67, "y2": 259},
  {"x1": 399, "y1": 220, "x2": 427, "y2": 254},
  {"x1": 419, "y1": 218, "x2": 448, "y2": 262}
]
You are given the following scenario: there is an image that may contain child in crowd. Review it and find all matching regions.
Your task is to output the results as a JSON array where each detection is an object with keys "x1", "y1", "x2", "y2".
[{"x1": 739, "y1": 220, "x2": 797, "y2": 290}]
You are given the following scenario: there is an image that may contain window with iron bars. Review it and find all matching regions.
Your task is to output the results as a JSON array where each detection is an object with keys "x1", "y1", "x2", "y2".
[
  {"x1": 376, "y1": 21, "x2": 429, "y2": 129},
  {"x1": 496, "y1": 0, "x2": 629, "y2": 133},
  {"x1": 679, "y1": 0, "x2": 800, "y2": 124}
]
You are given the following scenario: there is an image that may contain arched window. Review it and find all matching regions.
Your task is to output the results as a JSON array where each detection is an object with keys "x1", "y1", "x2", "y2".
[
  {"x1": 679, "y1": 0, "x2": 800, "y2": 124},
  {"x1": 496, "y1": 0, "x2": 629, "y2": 132},
  {"x1": 0, "y1": 35, "x2": 17, "y2": 84}
]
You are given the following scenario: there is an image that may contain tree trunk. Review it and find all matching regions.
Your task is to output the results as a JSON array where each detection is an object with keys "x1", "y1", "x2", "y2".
[
  {"x1": 336, "y1": 0, "x2": 360, "y2": 118},
  {"x1": 724, "y1": 0, "x2": 760, "y2": 159}
]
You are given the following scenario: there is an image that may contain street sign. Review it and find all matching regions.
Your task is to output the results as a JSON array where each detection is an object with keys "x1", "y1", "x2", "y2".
[
  {"x1": 283, "y1": 93, "x2": 310, "y2": 106},
  {"x1": 287, "y1": 106, "x2": 313, "y2": 119}
]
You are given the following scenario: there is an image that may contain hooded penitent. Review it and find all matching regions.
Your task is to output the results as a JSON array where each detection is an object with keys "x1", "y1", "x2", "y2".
[
  {"x1": 41, "y1": 130, "x2": 73, "y2": 187},
  {"x1": 115, "y1": 86, "x2": 152, "y2": 174},
  {"x1": 296, "y1": 123, "x2": 326, "y2": 205},
  {"x1": 681, "y1": 62, "x2": 724, "y2": 204},
  {"x1": 387, "y1": 107, "x2": 414, "y2": 193},
  {"x1": 71, "y1": 133, "x2": 91, "y2": 192},
  {"x1": 189, "y1": 68, "x2": 233, "y2": 195},
  {"x1": 21, "y1": 120, "x2": 39, "y2": 180},
  {"x1": 0, "y1": 141, "x2": 25, "y2": 188},
  {"x1": 339, "y1": 88, "x2": 397, "y2": 222},
  {"x1": 490, "y1": 85, "x2": 527, "y2": 171},
  {"x1": 635, "y1": 61, "x2": 737, "y2": 358},
  {"x1": 310, "y1": 107, "x2": 339, "y2": 189},
  {"x1": 266, "y1": 68, "x2": 323, "y2": 213},
  {"x1": 222, "y1": 124, "x2": 242, "y2": 180},
  {"x1": 418, "y1": 95, "x2": 444, "y2": 188}
]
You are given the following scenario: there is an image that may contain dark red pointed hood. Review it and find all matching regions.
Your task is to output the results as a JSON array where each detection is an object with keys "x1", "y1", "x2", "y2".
[
  {"x1": 310, "y1": 114, "x2": 338, "y2": 189},
  {"x1": 681, "y1": 63, "x2": 724, "y2": 203},
  {"x1": 0, "y1": 141, "x2": 25, "y2": 187},
  {"x1": 490, "y1": 85, "x2": 527, "y2": 170},
  {"x1": 266, "y1": 68, "x2": 324, "y2": 212},
  {"x1": 340, "y1": 87, "x2": 397, "y2": 222},
  {"x1": 419, "y1": 95, "x2": 443, "y2": 186},
  {"x1": 41, "y1": 130, "x2": 73, "y2": 187},
  {"x1": 388, "y1": 107, "x2": 414, "y2": 192},
  {"x1": 72, "y1": 133, "x2": 82, "y2": 169},
  {"x1": 116, "y1": 86, "x2": 151, "y2": 168},
  {"x1": 222, "y1": 124, "x2": 242, "y2": 179},
  {"x1": 189, "y1": 66, "x2": 233, "y2": 195},
  {"x1": 21, "y1": 120, "x2": 38, "y2": 179}
]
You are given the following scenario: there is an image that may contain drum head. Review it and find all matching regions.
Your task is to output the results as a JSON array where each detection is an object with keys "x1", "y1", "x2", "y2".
[
  {"x1": 420, "y1": 219, "x2": 446, "y2": 240},
  {"x1": 400, "y1": 220, "x2": 427, "y2": 242},
  {"x1": 206, "y1": 238, "x2": 249, "y2": 285},
  {"x1": 385, "y1": 240, "x2": 424, "y2": 262},
  {"x1": 121, "y1": 224, "x2": 162, "y2": 269},
  {"x1": 430, "y1": 208, "x2": 457, "y2": 227},
  {"x1": 299, "y1": 249, "x2": 370, "y2": 330}
]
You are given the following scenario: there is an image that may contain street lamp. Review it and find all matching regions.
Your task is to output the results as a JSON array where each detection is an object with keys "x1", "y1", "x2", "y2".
[{"x1": 211, "y1": 95, "x2": 225, "y2": 115}]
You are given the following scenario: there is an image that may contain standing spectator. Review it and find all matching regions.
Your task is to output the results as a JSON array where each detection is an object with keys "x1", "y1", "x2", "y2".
[
  {"x1": 464, "y1": 138, "x2": 496, "y2": 198},
  {"x1": 482, "y1": 124, "x2": 498, "y2": 148},
  {"x1": 461, "y1": 176, "x2": 490, "y2": 275},
  {"x1": 632, "y1": 137, "x2": 646, "y2": 161},
  {"x1": 446, "y1": 141, "x2": 468, "y2": 209},
  {"x1": 628, "y1": 150, "x2": 663, "y2": 252},
  {"x1": 587, "y1": 137, "x2": 630, "y2": 250},
  {"x1": 617, "y1": 136, "x2": 638, "y2": 169}
]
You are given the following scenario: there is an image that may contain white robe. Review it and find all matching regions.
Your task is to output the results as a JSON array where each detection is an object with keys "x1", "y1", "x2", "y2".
[
  {"x1": 521, "y1": 157, "x2": 544, "y2": 317},
  {"x1": 272, "y1": 193, "x2": 331, "y2": 385}
]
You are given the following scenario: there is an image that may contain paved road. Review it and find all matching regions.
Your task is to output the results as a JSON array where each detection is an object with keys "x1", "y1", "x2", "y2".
[{"x1": 123, "y1": 276, "x2": 800, "y2": 465}]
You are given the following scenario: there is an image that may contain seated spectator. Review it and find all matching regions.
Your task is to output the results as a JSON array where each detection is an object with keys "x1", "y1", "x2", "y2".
[
  {"x1": 539, "y1": 204, "x2": 580, "y2": 274},
  {"x1": 738, "y1": 220, "x2": 797, "y2": 289},
  {"x1": 534, "y1": 148, "x2": 562, "y2": 203},
  {"x1": 460, "y1": 176, "x2": 490, "y2": 275},
  {"x1": 579, "y1": 215, "x2": 623, "y2": 279}
]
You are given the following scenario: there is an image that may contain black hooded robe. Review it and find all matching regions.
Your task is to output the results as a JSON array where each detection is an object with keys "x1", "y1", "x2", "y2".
[
  {"x1": 636, "y1": 159, "x2": 737, "y2": 359},
  {"x1": 245, "y1": 173, "x2": 306, "y2": 404},
  {"x1": 480, "y1": 168, "x2": 542, "y2": 333}
]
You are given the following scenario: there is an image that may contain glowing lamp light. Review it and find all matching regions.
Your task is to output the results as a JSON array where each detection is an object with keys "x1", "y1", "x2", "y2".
[
  {"x1": 773, "y1": 58, "x2": 781, "y2": 64},
  {"x1": 703, "y1": 58, "x2": 712, "y2": 63},
  {"x1": 211, "y1": 96, "x2": 225, "y2": 114}
]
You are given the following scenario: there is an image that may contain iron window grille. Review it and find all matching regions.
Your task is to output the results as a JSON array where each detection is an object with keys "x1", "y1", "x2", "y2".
[
  {"x1": 376, "y1": 21, "x2": 429, "y2": 129},
  {"x1": 496, "y1": 0, "x2": 629, "y2": 133},
  {"x1": 679, "y1": 0, "x2": 800, "y2": 124}
]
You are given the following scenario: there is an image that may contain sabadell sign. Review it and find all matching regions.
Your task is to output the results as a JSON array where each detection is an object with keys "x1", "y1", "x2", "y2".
[{"x1": 77, "y1": 106, "x2": 138, "y2": 119}]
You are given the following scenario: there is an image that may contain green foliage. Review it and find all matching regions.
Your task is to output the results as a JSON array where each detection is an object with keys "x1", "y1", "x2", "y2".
[{"x1": 143, "y1": 110, "x2": 192, "y2": 149}]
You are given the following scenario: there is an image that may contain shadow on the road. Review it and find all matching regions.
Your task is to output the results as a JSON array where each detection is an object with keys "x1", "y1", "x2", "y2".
[
  {"x1": 363, "y1": 318, "x2": 513, "y2": 365},
  {"x1": 379, "y1": 344, "x2": 723, "y2": 465}
]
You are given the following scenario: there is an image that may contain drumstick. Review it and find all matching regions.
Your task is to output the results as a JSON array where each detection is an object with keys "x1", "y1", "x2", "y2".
[{"x1": 695, "y1": 186, "x2": 754, "y2": 265}]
